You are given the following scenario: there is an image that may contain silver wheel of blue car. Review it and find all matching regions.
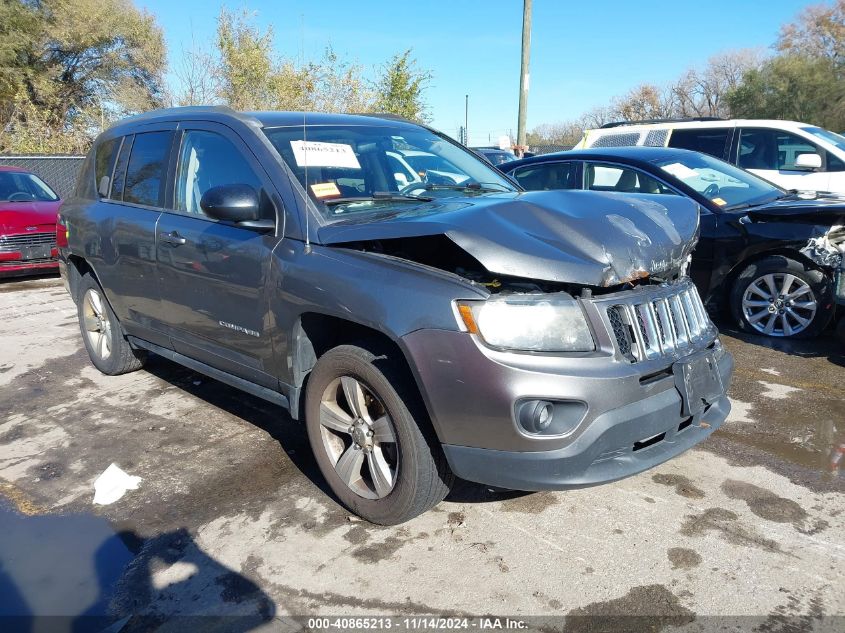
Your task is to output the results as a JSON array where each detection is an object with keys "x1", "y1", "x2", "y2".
[
  {"x1": 76, "y1": 273, "x2": 147, "y2": 376},
  {"x1": 319, "y1": 375, "x2": 399, "y2": 500},
  {"x1": 741, "y1": 272, "x2": 817, "y2": 337},
  {"x1": 82, "y1": 288, "x2": 113, "y2": 359}
]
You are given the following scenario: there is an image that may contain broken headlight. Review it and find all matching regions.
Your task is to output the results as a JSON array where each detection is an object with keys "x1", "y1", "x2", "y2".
[{"x1": 457, "y1": 294, "x2": 595, "y2": 352}]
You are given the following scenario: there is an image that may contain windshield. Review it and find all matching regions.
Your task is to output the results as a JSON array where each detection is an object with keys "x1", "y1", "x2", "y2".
[
  {"x1": 802, "y1": 126, "x2": 845, "y2": 153},
  {"x1": 0, "y1": 172, "x2": 59, "y2": 202},
  {"x1": 262, "y1": 124, "x2": 517, "y2": 224},
  {"x1": 653, "y1": 151, "x2": 782, "y2": 210}
]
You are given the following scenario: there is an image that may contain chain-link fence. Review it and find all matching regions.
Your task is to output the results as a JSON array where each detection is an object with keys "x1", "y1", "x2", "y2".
[
  {"x1": 530, "y1": 144, "x2": 573, "y2": 155},
  {"x1": 0, "y1": 155, "x2": 85, "y2": 199}
]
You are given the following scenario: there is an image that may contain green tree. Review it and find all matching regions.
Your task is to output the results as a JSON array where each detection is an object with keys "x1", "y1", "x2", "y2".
[
  {"x1": 216, "y1": 8, "x2": 275, "y2": 110},
  {"x1": 213, "y1": 11, "x2": 374, "y2": 112},
  {"x1": 726, "y1": 54, "x2": 845, "y2": 130},
  {"x1": 373, "y1": 50, "x2": 431, "y2": 121},
  {"x1": 0, "y1": 0, "x2": 166, "y2": 153}
]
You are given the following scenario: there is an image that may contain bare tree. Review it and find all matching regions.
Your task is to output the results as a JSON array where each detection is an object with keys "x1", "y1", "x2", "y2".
[
  {"x1": 172, "y1": 40, "x2": 219, "y2": 107},
  {"x1": 777, "y1": 0, "x2": 845, "y2": 64},
  {"x1": 672, "y1": 49, "x2": 763, "y2": 118},
  {"x1": 613, "y1": 84, "x2": 678, "y2": 121}
]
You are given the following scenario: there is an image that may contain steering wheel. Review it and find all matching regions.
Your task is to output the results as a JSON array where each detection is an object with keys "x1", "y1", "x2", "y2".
[
  {"x1": 703, "y1": 183, "x2": 720, "y2": 198},
  {"x1": 9, "y1": 192, "x2": 32, "y2": 201},
  {"x1": 399, "y1": 180, "x2": 427, "y2": 195}
]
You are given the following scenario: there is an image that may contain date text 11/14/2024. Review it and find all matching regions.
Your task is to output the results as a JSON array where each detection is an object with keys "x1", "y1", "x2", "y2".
[{"x1": 306, "y1": 617, "x2": 530, "y2": 630}]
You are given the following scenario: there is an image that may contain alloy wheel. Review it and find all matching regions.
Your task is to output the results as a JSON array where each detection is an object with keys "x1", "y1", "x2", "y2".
[
  {"x1": 741, "y1": 272, "x2": 817, "y2": 337},
  {"x1": 319, "y1": 375, "x2": 399, "y2": 500},
  {"x1": 82, "y1": 288, "x2": 113, "y2": 359}
]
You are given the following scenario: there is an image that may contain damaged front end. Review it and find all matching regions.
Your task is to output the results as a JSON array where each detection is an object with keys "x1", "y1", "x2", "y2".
[
  {"x1": 318, "y1": 189, "x2": 700, "y2": 290},
  {"x1": 312, "y1": 188, "x2": 733, "y2": 489},
  {"x1": 806, "y1": 225, "x2": 845, "y2": 321},
  {"x1": 319, "y1": 190, "x2": 716, "y2": 364},
  {"x1": 801, "y1": 224, "x2": 845, "y2": 269}
]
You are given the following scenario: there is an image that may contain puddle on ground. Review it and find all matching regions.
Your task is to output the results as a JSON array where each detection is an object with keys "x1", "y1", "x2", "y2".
[
  {"x1": 0, "y1": 498, "x2": 136, "y2": 632},
  {"x1": 709, "y1": 333, "x2": 845, "y2": 487}
]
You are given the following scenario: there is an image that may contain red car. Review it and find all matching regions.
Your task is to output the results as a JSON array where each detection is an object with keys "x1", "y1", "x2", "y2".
[{"x1": 0, "y1": 166, "x2": 62, "y2": 277}]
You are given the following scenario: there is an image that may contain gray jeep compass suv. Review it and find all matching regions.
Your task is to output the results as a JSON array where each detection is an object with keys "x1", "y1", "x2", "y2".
[{"x1": 59, "y1": 107, "x2": 733, "y2": 524}]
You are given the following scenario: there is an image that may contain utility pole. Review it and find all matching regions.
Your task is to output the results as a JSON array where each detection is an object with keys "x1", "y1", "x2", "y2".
[
  {"x1": 516, "y1": 0, "x2": 532, "y2": 157},
  {"x1": 464, "y1": 94, "x2": 469, "y2": 146}
]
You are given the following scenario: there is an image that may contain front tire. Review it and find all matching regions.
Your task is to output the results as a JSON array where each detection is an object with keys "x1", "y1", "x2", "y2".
[
  {"x1": 77, "y1": 273, "x2": 147, "y2": 375},
  {"x1": 730, "y1": 256, "x2": 833, "y2": 339},
  {"x1": 304, "y1": 344, "x2": 452, "y2": 524}
]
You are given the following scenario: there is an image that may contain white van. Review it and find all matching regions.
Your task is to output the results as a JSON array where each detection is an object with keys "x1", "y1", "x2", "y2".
[{"x1": 573, "y1": 118, "x2": 845, "y2": 194}]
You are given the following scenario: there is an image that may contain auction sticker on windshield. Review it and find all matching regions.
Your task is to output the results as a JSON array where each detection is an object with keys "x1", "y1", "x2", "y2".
[
  {"x1": 310, "y1": 182, "x2": 341, "y2": 198},
  {"x1": 291, "y1": 141, "x2": 361, "y2": 169}
]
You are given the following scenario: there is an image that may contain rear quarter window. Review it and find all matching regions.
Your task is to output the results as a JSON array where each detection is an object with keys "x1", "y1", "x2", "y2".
[
  {"x1": 667, "y1": 128, "x2": 731, "y2": 160},
  {"x1": 94, "y1": 137, "x2": 120, "y2": 198}
]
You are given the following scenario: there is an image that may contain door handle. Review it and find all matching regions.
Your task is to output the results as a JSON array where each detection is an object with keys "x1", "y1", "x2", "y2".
[{"x1": 161, "y1": 231, "x2": 186, "y2": 246}]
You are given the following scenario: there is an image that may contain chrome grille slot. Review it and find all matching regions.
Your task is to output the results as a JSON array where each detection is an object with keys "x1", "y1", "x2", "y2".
[
  {"x1": 0, "y1": 232, "x2": 57, "y2": 253},
  {"x1": 600, "y1": 280, "x2": 715, "y2": 362}
]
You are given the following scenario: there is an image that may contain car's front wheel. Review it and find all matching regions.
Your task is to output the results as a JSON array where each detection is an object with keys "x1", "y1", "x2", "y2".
[
  {"x1": 730, "y1": 256, "x2": 833, "y2": 338},
  {"x1": 304, "y1": 344, "x2": 452, "y2": 524},
  {"x1": 77, "y1": 273, "x2": 147, "y2": 375}
]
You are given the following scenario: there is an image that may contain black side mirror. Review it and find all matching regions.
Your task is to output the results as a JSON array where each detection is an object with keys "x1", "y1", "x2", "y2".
[{"x1": 200, "y1": 184, "x2": 261, "y2": 223}]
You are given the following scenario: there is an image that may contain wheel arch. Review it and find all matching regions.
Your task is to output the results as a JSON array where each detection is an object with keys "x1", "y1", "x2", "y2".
[
  {"x1": 717, "y1": 246, "x2": 827, "y2": 315},
  {"x1": 65, "y1": 254, "x2": 100, "y2": 304},
  {"x1": 289, "y1": 312, "x2": 441, "y2": 438}
]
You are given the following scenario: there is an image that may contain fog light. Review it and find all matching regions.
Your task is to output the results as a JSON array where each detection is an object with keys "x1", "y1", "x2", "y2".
[
  {"x1": 519, "y1": 400, "x2": 554, "y2": 434},
  {"x1": 536, "y1": 402, "x2": 553, "y2": 429},
  {"x1": 515, "y1": 399, "x2": 587, "y2": 436}
]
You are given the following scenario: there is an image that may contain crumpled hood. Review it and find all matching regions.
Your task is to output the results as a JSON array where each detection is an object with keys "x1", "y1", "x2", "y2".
[
  {"x1": 318, "y1": 190, "x2": 700, "y2": 286},
  {"x1": 0, "y1": 200, "x2": 61, "y2": 233}
]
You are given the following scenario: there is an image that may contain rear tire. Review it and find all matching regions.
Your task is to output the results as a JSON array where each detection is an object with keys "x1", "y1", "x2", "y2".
[
  {"x1": 77, "y1": 273, "x2": 147, "y2": 375},
  {"x1": 304, "y1": 344, "x2": 452, "y2": 525},
  {"x1": 730, "y1": 256, "x2": 833, "y2": 339}
]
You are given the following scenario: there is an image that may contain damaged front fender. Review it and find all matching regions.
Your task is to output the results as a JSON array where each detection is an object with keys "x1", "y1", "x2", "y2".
[{"x1": 801, "y1": 224, "x2": 845, "y2": 268}]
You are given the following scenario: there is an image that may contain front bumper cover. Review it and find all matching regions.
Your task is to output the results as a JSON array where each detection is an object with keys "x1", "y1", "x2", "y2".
[{"x1": 402, "y1": 328, "x2": 733, "y2": 491}]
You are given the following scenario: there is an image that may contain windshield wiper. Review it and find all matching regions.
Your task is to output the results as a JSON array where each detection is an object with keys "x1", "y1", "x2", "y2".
[
  {"x1": 423, "y1": 181, "x2": 509, "y2": 193},
  {"x1": 324, "y1": 192, "x2": 433, "y2": 206}
]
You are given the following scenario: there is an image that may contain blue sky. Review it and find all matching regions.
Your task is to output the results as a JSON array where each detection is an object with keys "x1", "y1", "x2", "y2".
[{"x1": 140, "y1": 0, "x2": 809, "y2": 144}]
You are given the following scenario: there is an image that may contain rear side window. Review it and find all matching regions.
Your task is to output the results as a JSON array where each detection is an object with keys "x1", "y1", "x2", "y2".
[
  {"x1": 510, "y1": 162, "x2": 574, "y2": 190},
  {"x1": 122, "y1": 131, "x2": 173, "y2": 207},
  {"x1": 584, "y1": 162, "x2": 678, "y2": 195},
  {"x1": 668, "y1": 128, "x2": 731, "y2": 160},
  {"x1": 95, "y1": 137, "x2": 120, "y2": 198}
]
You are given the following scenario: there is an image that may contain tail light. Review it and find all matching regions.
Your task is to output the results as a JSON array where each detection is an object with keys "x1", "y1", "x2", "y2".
[{"x1": 56, "y1": 213, "x2": 68, "y2": 248}]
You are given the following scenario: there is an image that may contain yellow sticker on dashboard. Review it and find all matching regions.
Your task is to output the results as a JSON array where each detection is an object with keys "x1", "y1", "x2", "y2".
[
  {"x1": 712, "y1": 197, "x2": 727, "y2": 206},
  {"x1": 310, "y1": 182, "x2": 341, "y2": 198}
]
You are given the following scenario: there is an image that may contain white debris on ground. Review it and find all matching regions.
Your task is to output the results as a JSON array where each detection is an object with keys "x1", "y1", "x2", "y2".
[
  {"x1": 757, "y1": 380, "x2": 803, "y2": 401},
  {"x1": 726, "y1": 398, "x2": 756, "y2": 424},
  {"x1": 93, "y1": 463, "x2": 142, "y2": 505},
  {"x1": 760, "y1": 368, "x2": 781, "y2": 376}
]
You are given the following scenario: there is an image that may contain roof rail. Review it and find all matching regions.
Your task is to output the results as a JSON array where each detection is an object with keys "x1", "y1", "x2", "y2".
[
  {"x1": 106, "y1": 105, "x2": 265, "y2": 130},
  {"x1": 599, "y1": 117, "x2": 725, "y2": 129},
  {"x1": 357, "y1": 112, "x2": 417, "y2": 124}
]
